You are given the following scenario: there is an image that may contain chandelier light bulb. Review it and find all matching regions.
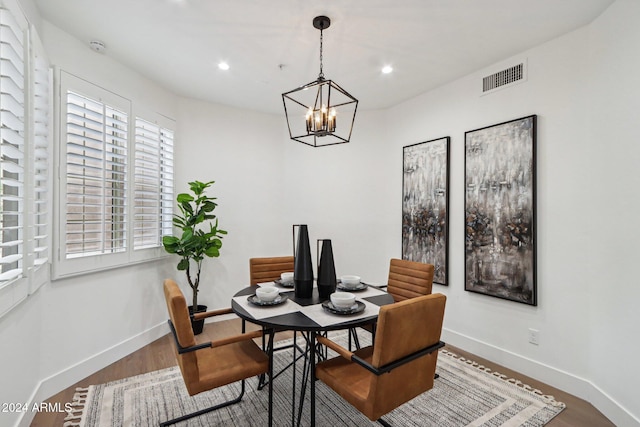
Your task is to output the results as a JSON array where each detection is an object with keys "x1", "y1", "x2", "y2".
[{"x1": 329, "y1": 108, "x2": 337, "y2": 132}]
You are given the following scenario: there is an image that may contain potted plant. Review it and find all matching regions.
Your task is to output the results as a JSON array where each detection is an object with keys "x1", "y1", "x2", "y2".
[{"x1": 162, "y1": 180, "x2": 227, "y2": 334}]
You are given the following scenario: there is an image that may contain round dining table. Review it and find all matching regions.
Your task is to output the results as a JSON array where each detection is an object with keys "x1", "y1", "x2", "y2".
[{"x1": 231, "y1": 284, "x2": 394, "y2": 427}]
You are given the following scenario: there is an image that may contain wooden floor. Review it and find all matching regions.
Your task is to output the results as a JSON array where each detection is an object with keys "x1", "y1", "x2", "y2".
[{"x1": 31, "y1": 319, "x2": 614, "y2": 427}]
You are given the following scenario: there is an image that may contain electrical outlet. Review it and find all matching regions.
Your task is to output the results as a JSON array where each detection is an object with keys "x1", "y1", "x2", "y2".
[{"x1": 528, "y1": 328, "x2": 539, "y2": 345}]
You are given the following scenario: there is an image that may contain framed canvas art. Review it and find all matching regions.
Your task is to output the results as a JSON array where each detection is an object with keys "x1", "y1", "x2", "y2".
[
  {"x1": 464, "y1": 115, "x2": 537, "y2": 305},
  {"x1": 402, "y1": 137, "x2": 450, "y2": 286}
]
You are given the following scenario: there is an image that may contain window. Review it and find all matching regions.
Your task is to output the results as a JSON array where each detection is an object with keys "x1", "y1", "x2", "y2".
[
  {"x1": 1, "y1": 0, "x2": 52, "y2": 316},
  {"x1": 55, "y1": 72, "x2": 174, "y2": 278},
  {"x1": 64, "y1": 91, "x2": 128, "y2": 258},
  {"x1": 134, "y1": 117, "x2": 174, "y2": 250},
  {"x1": 0, "y1": 3, "x2": 25, "y2": 288}
]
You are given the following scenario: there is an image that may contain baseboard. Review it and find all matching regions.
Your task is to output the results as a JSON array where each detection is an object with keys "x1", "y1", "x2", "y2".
[
  {"x1": 16, "y1": 321, "x2": 168, "y2": 427},
  {"x1": 442, "y1": 328, "x2": 640, "y2": 427},
  {"x1": 588, "y1": 380, "x2": 640, "y2": 427}
]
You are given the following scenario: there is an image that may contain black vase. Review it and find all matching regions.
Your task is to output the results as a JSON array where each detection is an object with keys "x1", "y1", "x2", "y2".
[
  {"x1": 317, "y1": 239, "x2": 336, "y2": 299},
  {"x1": 294, "y1": 225, "x2": 314, "y2": 298}
]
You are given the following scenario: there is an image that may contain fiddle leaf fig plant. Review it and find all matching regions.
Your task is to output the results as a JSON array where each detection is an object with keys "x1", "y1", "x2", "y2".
[{"x1": 162, "y1": 180, "x2": 227, "y2": 310}]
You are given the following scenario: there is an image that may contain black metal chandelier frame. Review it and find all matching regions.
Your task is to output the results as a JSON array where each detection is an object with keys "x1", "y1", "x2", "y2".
[{"x1": 282, "y1": 16, "x2": 359, "y2": 147}]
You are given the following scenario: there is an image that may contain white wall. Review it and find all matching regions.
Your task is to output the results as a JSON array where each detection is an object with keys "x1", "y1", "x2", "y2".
[
  {"x1": 380, "y1": 2, "x2": 639, "y2": 425},
  {"x1": 173, "y1": 103, "x2": 398, "y2": 301},
  {"x1": 0, "y1": 292, "x2": 42, "y2": 427},
  {"x1": 42, "y1": 22, "x2": 177, "y2": 115},
  {"x1": 282, "y1": 108, "x2": 396, "y2": 283},
  {"x1": 586, "y1": 0, "x2": 640, "y2": 421},
  {"x1": 172, "y1": 97, "x2": 291, "y2": 307},
  {"x1": 386, "y1": 27, "x2": 595, "y2": 376}
]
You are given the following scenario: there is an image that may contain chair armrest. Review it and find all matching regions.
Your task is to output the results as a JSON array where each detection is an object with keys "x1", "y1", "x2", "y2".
[
  {"x1": 316, "y1": 336, "x2": 443, "y2": 376},
  {"x1": 317, "y1": 335, "x2": 354, "y2": 360},
  {"x1": 315, "y1": 335, "x2": 440, "y2": 376},
  {"x1": 210, "y1": 329, "x2": 263, "y2": 348},
  {"x1": 191, "y1": 307, "x2": 234, "y2": 321},
  {"x1": 167, "y1": 320, "x2": 212, "y2": 354},
  {"x1": 351, "y1": 341, "x2": 446, "y2": 376},
  {"x1": 168, "y1": 320, "x2": 263, "y2": 354}
]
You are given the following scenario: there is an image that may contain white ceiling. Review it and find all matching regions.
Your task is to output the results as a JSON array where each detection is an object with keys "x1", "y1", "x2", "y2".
[{"x1": 33, "y1": 0, "x2": 614, "y2": 114}]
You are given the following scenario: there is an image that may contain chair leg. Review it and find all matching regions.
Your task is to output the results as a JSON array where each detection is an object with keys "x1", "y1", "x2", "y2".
[
  {"x1": 377, "y1": 418, "x2": 393, "y2": 427},
  {"x1": 159, "y1": 379, "x2": 246, "y2": 427},
  {"x1": 371, "y1": 323, "x2": 376, "y2": 346}
]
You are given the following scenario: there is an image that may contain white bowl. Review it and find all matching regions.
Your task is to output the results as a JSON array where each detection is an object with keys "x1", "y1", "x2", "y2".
[
  {"x1": 330, "y1": 292, "x2": 356, "y2": 309},
  {"x1": 280, "y1": 272, "x2": 294, "y2": 283},
  {"x1": 256, "y1": 286, "x2": 280, "y2": 302},
  {"x1": 340, "y1": 275, "x2": 361, "y2": 288}
]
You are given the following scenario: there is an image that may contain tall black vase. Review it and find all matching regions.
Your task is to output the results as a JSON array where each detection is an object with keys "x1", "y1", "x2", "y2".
[
  {"x1": 317, "y1": 239, "x2": 336, "y2": 299},
  {"x1": 294, "y1": 225, "x2": 314, "y2": 298}
]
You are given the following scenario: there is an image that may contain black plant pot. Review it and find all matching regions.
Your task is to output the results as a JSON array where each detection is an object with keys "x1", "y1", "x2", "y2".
[
  {"x1": 188, "y1": 304, "x2": 207, "y2": 335},
  {"x1": 294, "y1": 225, "x2": 314, "y2": 298}
]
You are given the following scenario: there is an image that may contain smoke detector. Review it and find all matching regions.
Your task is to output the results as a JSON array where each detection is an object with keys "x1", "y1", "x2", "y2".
[{"x1": 89, "y1": 40, "x2": 106, "y2": 53}]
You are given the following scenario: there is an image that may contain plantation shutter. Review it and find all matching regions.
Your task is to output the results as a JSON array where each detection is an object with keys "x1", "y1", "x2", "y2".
[
  {"x1": 65, "y1": 91, "x2": 128, "y2": 258},
  {"x1": 0, "y1": 4, "x2": 25, "y2": 285},
  {"x1": 159, "y1": 127, "x2": 174, "y2": 240},
  {"x1": 134, "y1": 117, "x2": 174, "y2": 249},
  {"x1": 30, "y1": 40, "x2": 51, "y2": 277}
]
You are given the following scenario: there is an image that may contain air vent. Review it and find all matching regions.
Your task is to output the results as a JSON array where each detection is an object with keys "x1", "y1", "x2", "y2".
[{"x1": 482, "y1": 62, "x2": 526, "y2": 94}]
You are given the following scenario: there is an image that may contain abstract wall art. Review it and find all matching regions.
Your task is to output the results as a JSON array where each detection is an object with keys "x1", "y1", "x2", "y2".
[
  {"x1": 464, "y1": 115, "x2": 537, "y2": 305},
  {"x1": 402, "y1": 137, "x2": 450, "y2": 286}
]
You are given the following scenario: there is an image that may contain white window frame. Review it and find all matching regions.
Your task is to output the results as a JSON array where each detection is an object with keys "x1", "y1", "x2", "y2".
[{"x1": 53, "y1": 72, "x2": 174, "y2": 279}]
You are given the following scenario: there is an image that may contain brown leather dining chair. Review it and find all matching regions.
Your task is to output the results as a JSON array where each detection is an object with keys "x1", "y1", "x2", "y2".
[
  {"x1": 162, "y1": 279, "x2": 273, "y2": 426},
  {"x1": 248, "y1": 256, "x2": 301, "y2": 387},
  {"x1": 386, "y1": 258, "x2": 435, "y2": 302},
  {"x1": 314, "y1": 293, "x2": 446, "y2": 426},
  {"x1": 350, "y1": 258, "x2": 435, "y2": 349},
  {"x1": 249, "y1": 256, "x2": 295, "y2": 285}
]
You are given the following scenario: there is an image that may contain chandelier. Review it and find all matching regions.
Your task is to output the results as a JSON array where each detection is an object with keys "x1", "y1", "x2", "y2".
[{"x1": 282, "y1": 16, "x2": 358, "y2": 147}]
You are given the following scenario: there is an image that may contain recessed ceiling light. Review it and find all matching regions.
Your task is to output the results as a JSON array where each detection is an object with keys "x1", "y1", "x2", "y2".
[
  {"x1": 382, "y1": 65, "x2": 393, "y2": 74},
  {"x1": 218, "y1": 62, "x2": 230, "y2": 71}
]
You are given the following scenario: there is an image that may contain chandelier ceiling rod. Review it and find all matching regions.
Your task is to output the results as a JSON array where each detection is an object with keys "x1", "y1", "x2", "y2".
[{"x1": 314, "y1": 16, "x2": 330, "y2": 80}]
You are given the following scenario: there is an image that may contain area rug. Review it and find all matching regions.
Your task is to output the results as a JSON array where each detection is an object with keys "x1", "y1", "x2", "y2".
[{"x1": 64, "y1": 334, "x2": 565, "y2": 426}]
